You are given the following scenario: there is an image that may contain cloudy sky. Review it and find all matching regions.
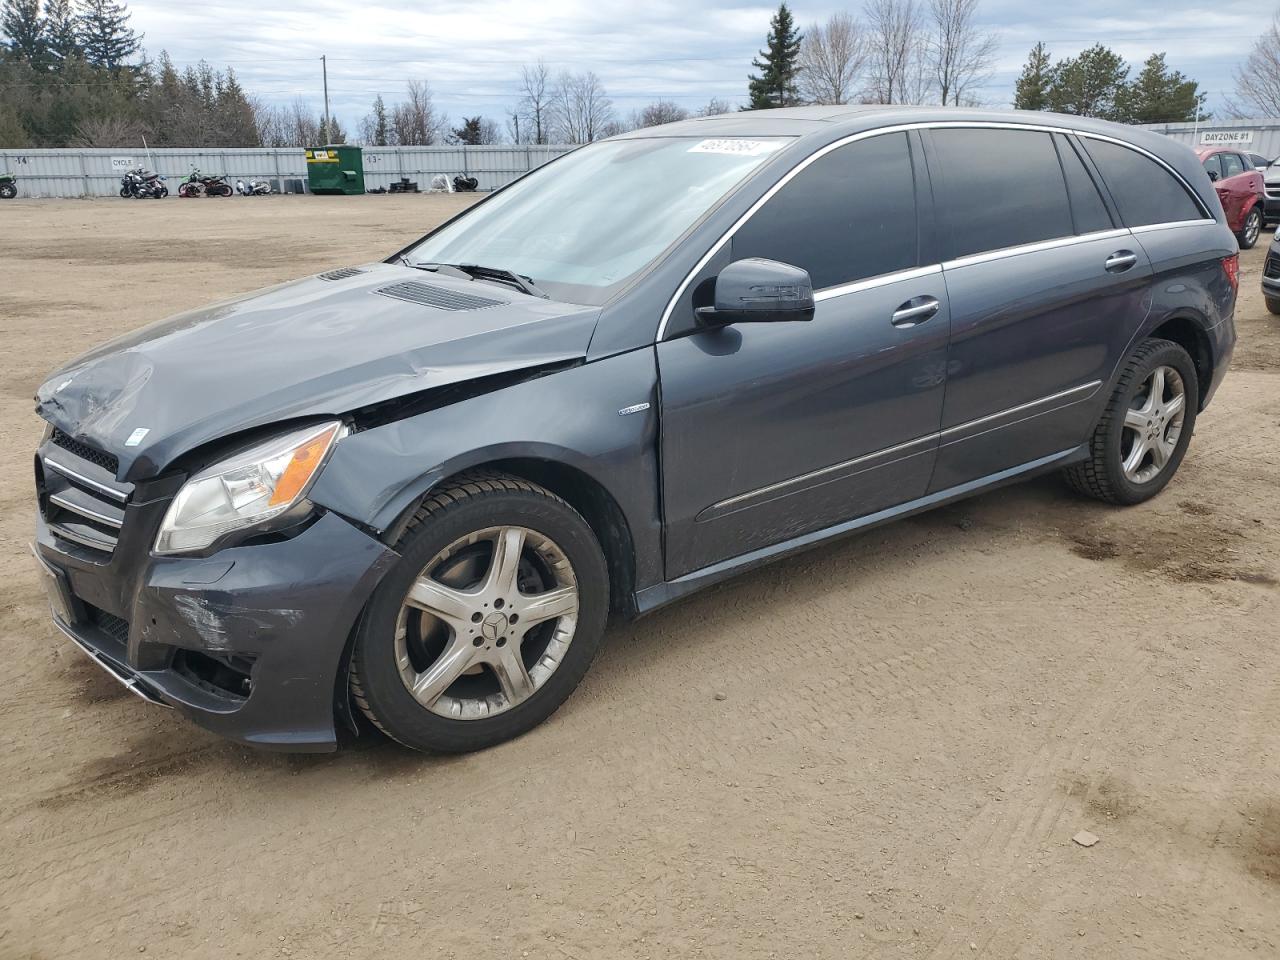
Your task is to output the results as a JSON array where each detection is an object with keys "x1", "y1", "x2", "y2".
[{"x1": 128, "y1": 0, "x2": 1266, "y2": 131}]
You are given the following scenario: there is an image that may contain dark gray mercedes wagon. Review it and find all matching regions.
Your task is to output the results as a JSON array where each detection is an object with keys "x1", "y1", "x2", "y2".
[{"x1": 33, "y1": 106, "x2": 1237, "y2": 753}]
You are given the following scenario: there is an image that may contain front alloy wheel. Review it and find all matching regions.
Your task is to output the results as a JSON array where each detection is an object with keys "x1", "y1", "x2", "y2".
[
  {"x1": 395, "y1": 526, "x2": 579, "y2": 719},
  {"x1": 351, "y1": 473, "x2": 608, "y2": 753}
]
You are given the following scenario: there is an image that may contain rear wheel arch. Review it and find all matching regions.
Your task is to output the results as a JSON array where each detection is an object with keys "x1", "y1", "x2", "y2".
[{"x1": 1146, "y1": 314, "x2": 1214, "y2": 409}]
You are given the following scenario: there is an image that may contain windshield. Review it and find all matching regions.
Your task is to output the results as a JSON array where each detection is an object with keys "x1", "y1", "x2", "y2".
[{"x1": 404, "y1": 137, "x2": 790, "y2": 305}]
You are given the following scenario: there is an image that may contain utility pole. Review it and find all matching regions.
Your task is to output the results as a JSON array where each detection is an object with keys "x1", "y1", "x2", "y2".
[{"x1": 321, "y1": 54, "x2": 331, "y2": 142}]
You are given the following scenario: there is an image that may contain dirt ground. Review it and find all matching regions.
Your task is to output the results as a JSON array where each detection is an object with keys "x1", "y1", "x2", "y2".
[{"x1": 1, "y1": 195, "x2": 1277, "y2": 959}]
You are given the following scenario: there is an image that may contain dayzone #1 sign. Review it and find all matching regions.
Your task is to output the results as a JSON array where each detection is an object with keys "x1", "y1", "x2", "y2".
[{"x1": 1200, "y1": 131, "x2": 1254, "y2": 145}]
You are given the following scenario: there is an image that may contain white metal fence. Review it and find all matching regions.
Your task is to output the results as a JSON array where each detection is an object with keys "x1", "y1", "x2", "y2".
[
  {"x1": 1139, "y1": 119, "x2": 1280, "y2": 160},
  {"x1": 0, "y1": 145, "x2": 575, "y2": 198}
]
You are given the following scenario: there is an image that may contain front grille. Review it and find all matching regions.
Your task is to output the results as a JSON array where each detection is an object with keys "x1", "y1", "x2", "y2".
[
  {"x1": 38, "y1": 437, "x2": 133, "y2": 557},
  {"x1": 1266, "y1": 256, "x2": 1280, "y2": 280},
  {"x1": 86, "y1": 604, "x2": 130, "y2": 646},
  {"x1": 51, "y1": 429, "x2": 119, "y2": 474},
  {"x1": 319, "y1": 266, "x2": 367, "y2": 281},
  {"x1": 373, "y1": 280, "x2": 505, "y2": 311}
]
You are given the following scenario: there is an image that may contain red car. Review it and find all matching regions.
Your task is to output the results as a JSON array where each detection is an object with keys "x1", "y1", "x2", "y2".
[{"x1": 1197, "y1": 147, "x2": 1264, "y2": 249}]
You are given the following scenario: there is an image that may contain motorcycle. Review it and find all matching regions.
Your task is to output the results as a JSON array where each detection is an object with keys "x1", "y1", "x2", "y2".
[
  {"x1": 235, "y1": 178, "x2": 272, "y2": 196},
  {"x1": 119, "y1": 167, "x2": 167, "y2": 199},
  {"x1": 179, "y1": 167, "x2": 233, "y2": 198},
  {"x1": 452, "y1": 175, "x2": 479, "y2": 192},
  {"x1": 0, "y1": 172, "x2": 16, "y2": 200}
]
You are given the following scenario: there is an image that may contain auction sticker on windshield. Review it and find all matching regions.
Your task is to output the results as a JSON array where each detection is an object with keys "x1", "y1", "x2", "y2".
[{"x1": 688, "y1": 139, "x2": 785, "y2": 156}]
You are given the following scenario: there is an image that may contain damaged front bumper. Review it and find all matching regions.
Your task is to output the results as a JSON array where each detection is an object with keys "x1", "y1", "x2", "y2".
[{"x1": 33, "y1": 507, "x2": 398, "y2": 751}]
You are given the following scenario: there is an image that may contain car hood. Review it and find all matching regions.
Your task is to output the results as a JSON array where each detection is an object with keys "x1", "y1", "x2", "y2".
[{"x1": 35, "y1": 263, "x2": 601, "y2": 481}]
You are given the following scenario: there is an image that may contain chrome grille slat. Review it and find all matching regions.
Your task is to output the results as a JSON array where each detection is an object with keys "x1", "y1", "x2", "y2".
[
  {"x1": 43, "y1": 458, "x2": 129, "y2": 502},
  {"x1": 48, "y1": 491, "x2": 124, "y2": 529}
]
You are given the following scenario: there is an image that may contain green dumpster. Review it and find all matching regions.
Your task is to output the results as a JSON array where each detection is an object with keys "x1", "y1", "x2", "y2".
[{"x1": 305, "y1": 145, "x2": 365, "y2": 195}]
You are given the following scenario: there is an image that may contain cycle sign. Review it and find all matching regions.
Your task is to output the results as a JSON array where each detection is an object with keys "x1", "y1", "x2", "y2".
[{"x1": 110, "y1": 157, "x2": 136, "y2": 170}]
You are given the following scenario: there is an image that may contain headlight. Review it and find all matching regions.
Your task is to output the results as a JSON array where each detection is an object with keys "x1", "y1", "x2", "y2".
[{"x1": 155, "y1": 421, "x2": 343, "y2": 555}]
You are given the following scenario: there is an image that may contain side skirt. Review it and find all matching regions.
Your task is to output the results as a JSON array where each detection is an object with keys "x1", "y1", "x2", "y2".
[{"x1": 632, "y1": 444, "x2": 1088, "y2": 616}]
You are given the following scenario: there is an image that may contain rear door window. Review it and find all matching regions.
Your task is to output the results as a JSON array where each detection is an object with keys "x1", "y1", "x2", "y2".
[
  {"x1": 1221, "y1": 153, "x2": 1245, "y2": 178},
  {"x1": 930, "y1": 128, "x2": 1075, "y2": 260},
  {"x1": 732, "y1": 132, "x2": 919, "y2": 289},
  {"x1": 1083, "y1": 138, "x2": 1206, "y2": 226},
  {"x1": 1056, "y1": 136, "x2": 1113, "y2": 234}
]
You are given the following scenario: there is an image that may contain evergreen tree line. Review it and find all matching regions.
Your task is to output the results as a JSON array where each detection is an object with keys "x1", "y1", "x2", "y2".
[
  {"x1": 1014, "y1": 42, "x2": 1206, "y2": 123},
  {"x1": 0, "y1": 0, "x2": 326, "y2": 147}
]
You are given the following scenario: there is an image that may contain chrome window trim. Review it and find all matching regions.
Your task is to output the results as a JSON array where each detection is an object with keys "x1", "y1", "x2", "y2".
[
  {"x1": 941, "y1": 227, "x2": 1131, "y2": 271},
  {"x1": 939, "y1": 380, "x2": 1101, "y2": 439},
  {"x1": 48, "y1": 493, "x2": 124, "y2": 529},
  {"x1": 657, "y1": 120, "x2": 1215, "y2": 341},
  {"x1": 1129, "y1": 219, "x2": 1217, "y2": 235},
  {"x1": 814, "y1": 264, "x2": 941, "y2": 302},
  {"x1": 43, "y1": 458, "x2": 129, "y2": 502}
]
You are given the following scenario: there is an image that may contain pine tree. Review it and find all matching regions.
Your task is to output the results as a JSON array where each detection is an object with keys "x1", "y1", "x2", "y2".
[
  {"x1": 371, "y1": 93, "x2": 388, "y2": 145},
  {"x1": 747, "y1": 2, "x2": 803, "y2": 109},
  {"x1": 1116, "y1": 52, "x2": 1205, "y2": 123},
  {"x1": 1045, "y1": 44, "x2": 1129, "y2": 120},
  {"x1": 452, "y1": 116, "x2": 484, "y2": 144},
  {"x1": 1013, "y1": 42, "x2": 1051, "y2": 111},
  {"x1": 1, "y1": 0, "x2": 46, "y2": 62},
  {"x1": 77, "y1": 0, "x2": 140, "y2": 70},
  {"x1": 44, "y1": 0, "x2": 80, "y2": 64}
]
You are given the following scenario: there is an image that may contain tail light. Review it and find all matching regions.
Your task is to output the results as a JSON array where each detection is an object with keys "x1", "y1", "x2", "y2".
[{"x1": 1223, "y1": 254, "x2": 1240, "y2": 292}]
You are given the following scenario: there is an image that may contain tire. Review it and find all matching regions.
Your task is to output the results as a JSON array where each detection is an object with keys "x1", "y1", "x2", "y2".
[
  {"x1": 1238, "y1": 207, "x2": 1263, "y2": 249},
  {"x1": 1267, "y1": 296, "x2": 1280, "y2": 316},
  {"x1": 350, "y1": 472, "x2": 609, "y2": 753},
  {"x1": 0, "y1": 183, "x2": 16, "y2": 200},
  {"x1": 120, "y1": 187, "x2": 130, "y2": 198},
  {"x1": 1064, "y1": 338, "x2": 1199, "y2": 506}
]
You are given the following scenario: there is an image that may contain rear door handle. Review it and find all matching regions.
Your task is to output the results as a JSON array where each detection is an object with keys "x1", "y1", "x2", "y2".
[
  {"x1": 891, "y1": 296, "x2": 940, "y2": 328},
  {"x1": 1105, "y1": 250, "x2": 1138, "y2": 273}
]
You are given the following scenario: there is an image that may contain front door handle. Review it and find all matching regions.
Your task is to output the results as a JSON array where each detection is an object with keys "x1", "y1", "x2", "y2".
[
  {"x1": 891, "y1": 296, "x2": 940, "y2": 328},
  {"x1": 1105, "y1": 250, "x2": 1139, "y2": 273}
]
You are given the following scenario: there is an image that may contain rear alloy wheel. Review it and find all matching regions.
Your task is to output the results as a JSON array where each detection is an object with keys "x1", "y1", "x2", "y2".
[
  {"x1": 0, "y1": 183, "x2": 17, "y2": 200},
  {"x1": 1065, "y1": 339, "x2": 1199, "y2": 505},
  {"x1": 1238, "y1": 207, "x2": 1262, "y2": 249},
  {"x1": 351, "y1": 473, "x2": 608, "y2": 753}
]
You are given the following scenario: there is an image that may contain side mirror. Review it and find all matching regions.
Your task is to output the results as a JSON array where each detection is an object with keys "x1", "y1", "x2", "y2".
[
  {"x1": 696, "y1": 258, "x2": 815, "y2": 327},
  {"x1": 1207, "y1": 169, "x2": 1220, "y2": 182}
]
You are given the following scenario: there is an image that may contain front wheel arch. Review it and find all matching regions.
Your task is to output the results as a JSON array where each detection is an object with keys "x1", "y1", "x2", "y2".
[{"x1": 383, "y1": 457, "x2": 638, "y2": 622}]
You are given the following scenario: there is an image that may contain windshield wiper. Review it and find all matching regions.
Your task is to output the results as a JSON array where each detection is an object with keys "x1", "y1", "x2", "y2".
[{"x1": 410, "y1": 261, "x2": 549, "y2": 299}]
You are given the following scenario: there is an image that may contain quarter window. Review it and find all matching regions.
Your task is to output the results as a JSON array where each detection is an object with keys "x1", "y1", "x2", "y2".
[
  {"x1": 731, "y1": 132, "x2": 918, "y2": 289},
  {"x1": 930, "y1": 128, "x2": 1076, "y2": 260},
  {"x1": 1083, "y1": 138, "x2": 1205, "y2": 227}
]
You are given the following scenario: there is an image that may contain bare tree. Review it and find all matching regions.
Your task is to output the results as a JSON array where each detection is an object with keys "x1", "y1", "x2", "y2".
[
  {"x1": 550, "y1": 70, "x2": 614, "y2": 144},
  {"x1": 72, "y1": 114, "x2": 149, "y2": 147},
  {"x1": 634, "y1": 99, "x2": 689, "y2": 128},
  {"x1": 799, "y1": 12, "x2": 868, "y2": 104},
  {"x1": 518, "y1": 59, "x2": 552, "y2": 144},
  {"x1": 926, "y1": 0, "x2": 997, "y2": 106},
  {"x1": 696, "y1": 97, "x2": 734, "y2": 116},
  {"x1": 1232, "y1": 13, "x2": 1280, "y2": 117},
  {"x1": 864, "y1": 0, "x2": 928, "y2": 104},
  {"x1": 391, "y1": 80, "x2": 440, "y2": 145}
]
